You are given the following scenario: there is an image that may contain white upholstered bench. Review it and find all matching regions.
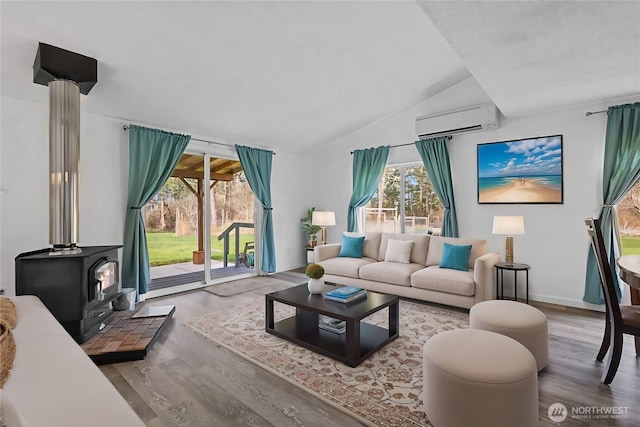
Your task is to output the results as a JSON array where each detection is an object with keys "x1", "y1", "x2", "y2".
[
  {"x1": 470, "y1": 299, "x2": 549, "y2": 371},
  {"x1": 423, "y1": 329, "x2": 538, "y2": 427}
]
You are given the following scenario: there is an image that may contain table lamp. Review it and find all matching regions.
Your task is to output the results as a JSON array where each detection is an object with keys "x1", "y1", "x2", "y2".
[
  {"x1": 312, "y1": 211, "x2": 336, "y2": 245},
  {"x1": 492, "y1": 216, "x2": 525, "y2": 266}
]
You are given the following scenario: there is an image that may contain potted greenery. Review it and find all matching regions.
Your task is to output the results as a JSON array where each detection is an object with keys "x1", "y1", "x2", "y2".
[
  {"x1": 301, "y1": 207, "x2": 322, "y2": 247},
  {"x1": 305, "y1": 263, "x2": 325, "y2": 294}
]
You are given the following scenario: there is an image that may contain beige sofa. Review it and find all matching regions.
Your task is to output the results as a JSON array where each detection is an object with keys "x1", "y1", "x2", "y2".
[
  {"x1": 1, "y1": 296, "x2": 145, "y2": 427},
  {"x1": 315, "y1": 233, "x2": 500, "y2": 309}
]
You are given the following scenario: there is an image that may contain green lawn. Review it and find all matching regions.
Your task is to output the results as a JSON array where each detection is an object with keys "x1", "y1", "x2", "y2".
[
  {"x1": 147, "y1": 231, "x2": 255, "y2": 266},
  {"x1": 621, "y1": 235, "x2": 640, "y2": 255}
]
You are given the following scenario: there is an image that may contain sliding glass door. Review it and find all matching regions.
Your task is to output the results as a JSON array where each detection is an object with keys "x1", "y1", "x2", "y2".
[
  {"x1": 145, "y1": 141, "x2": 257, "y2": 297},
  {"x1": 207, "y1": 157, "x2": 255, "y2": 281},
  {"x1": 146, "y1": 155, "x2": 205, "y2": 290}
]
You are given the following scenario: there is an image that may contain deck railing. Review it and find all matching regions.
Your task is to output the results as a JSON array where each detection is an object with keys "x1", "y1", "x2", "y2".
[{"x1": 217, "y1": 222, "x2": 254, "y2": 267}]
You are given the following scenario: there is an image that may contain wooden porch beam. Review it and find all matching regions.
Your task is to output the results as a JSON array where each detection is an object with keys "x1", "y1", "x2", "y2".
[
  {"x1": 211, "y1": 160, "x2": 237, "y2": 173},
  {"x1": 172, "y1": 169, "x2": 234, "y2": 181},
  {"x1": 179, "y1": 155, "x2": 203, "y2": 169},
  {"x1": 178, "y1": 177, "x2": 198, "y2": 197},
  {"x1": 197, "y1": 179, "x2": 204, "y2": 252}
]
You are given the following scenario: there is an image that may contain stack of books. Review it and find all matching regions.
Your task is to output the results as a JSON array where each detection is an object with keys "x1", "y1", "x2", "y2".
[
  {"x1": 323, "y1": 286, "x2": 367, "y2": 303},
  {"x1": 318, "y1": 315, "x2": 346, "y2": 334}
]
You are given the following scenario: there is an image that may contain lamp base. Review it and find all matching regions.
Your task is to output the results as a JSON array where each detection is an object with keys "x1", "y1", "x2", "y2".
[
  {"x1": 505, "y1": 236, "x2": 514, "y2": 264},
  {"x1": 321, "y1": 227, "x2": 327, "y2": 245}
]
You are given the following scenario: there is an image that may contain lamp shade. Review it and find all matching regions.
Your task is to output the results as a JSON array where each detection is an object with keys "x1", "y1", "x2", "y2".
[
  {"x1": 312, "y1": 211, "x2": 336, "y2": 227},
  {"x1": 492, "y1": 216, "x2": 525, "y2": 235}
]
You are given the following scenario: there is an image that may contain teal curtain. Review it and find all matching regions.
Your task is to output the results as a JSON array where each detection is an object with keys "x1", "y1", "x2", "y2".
[
  {"x1": 122, "y1": 126, "x2": 190, "y2": 298},
  {"x1": 235, "y1": 145, "x2": 276, "y2": 273},
  {"x1": 415, "y1": 137, "x2": 459, "y2": 237},
  {"x1": 584, "y1": 102, "x2": 640, "y2": 304},
  {"x1": 348, "y1": 146, "x2": 389, "y2": 232}
]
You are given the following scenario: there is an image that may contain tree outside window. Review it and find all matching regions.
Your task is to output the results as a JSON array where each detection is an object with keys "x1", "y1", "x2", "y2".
[{"x1": 365, "y1": 165, "x2": 443, "y2": 234}]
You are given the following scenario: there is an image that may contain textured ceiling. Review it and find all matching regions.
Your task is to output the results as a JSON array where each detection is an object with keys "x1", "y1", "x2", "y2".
[
  {"x1": 1, "y1": 1, "x2": 639, "y2": 154},
  {"x1": 419, "y1": 0, "x2": 640, "y2": 117},
  {"x1": 0, "y1": 1, "x2": 466, "y2": 153}
]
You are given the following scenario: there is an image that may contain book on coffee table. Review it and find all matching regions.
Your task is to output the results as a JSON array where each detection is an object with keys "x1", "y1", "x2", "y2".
[
  {"x1": 324, "y1": 287, "x2": 367, "y2": 303},
  {"x1": 318, "y1": 315, "x2": 346, "y2": 334},
  {"x1": 324, "y1": 286, "x2": 364, "y2": 298}
]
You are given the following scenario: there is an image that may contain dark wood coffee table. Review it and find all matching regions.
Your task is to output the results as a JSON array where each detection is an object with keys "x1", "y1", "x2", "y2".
[{"x1": 265, "y1": 284, "x2": 399, "y2": 367}]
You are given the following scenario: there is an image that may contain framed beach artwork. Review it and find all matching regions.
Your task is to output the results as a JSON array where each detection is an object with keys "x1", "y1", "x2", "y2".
[{"x1": 477, "y1": 135, "x2": 563, "y2": 204}]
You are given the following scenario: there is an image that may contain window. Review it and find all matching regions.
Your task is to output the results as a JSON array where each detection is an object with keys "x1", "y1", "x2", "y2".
[
  {"x1": 617, "y1": 180, "x2": 640, "y2": 255},
  {"x1": 365, "y1": 164, "x2": 443, "y2": 234}
]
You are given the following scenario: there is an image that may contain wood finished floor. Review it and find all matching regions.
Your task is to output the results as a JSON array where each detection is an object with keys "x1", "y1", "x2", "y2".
[{"x1": 101, "y1": 270, "x2": 640, "y2": 426}]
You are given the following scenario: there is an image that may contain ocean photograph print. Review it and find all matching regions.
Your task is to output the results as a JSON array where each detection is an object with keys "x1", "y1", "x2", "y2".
[{"x1": 477, "y1": 135, "x2": 563, "y2": 204}]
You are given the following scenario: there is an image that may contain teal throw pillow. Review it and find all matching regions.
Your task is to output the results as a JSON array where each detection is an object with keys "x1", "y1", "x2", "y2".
[
  {"x1": 339, "y1": 235, "x2": 365, "y2": 258},
  {"x1": 439, "y1": 243, "x2": 472, "y2": 271}
]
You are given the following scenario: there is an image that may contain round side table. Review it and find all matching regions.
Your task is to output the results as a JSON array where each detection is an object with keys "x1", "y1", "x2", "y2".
[{"x1": 495, "y1": 262, "x2": 531, "y2": 303}]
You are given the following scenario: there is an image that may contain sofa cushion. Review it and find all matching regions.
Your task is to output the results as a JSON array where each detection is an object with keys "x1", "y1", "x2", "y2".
[
  {"x1": 426, "y1": 236, "x2": 487, "y2": 268},
  {"x1": 319, "y1": 257, "x2": 377, "y2": 279},
  {"x1": 384, "y1": 239, "x2": 414, "y2": 263},
  {"x1": 339, "y1": 235, "x2": 365, "y2": 258},
  {"x1": 439, "y1": 243, "x2": 472, "y2": 271},
  {"x1": 378, "y1": 233, "x2": 429, "y2": 265},
  {"x1": 362, "y1": 232, "x2": 382, "y2": 260},
  {"x1": 359, "y1": 261, "x2": 424, "y2": 287},
  {"x1": 411, "y1": 265, "x2": 475, "y2": 296},
  {"x1": 343, "y1": 232, "x2": 381, "y2": 260}
]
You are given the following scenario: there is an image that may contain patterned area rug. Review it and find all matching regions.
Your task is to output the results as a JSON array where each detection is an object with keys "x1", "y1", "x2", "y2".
[
  {"x1": 204, "y1": 276, "x2": 294, "y2": 296},
  {"x1": 186, "y1": 297, "x2": 469, "y2": 426}
]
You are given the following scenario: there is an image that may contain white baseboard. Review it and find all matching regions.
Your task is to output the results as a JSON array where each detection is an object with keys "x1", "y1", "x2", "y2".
[
  {"x1": 276, "y1": 263, "x2": 306, "y2": 272},
  {"x1": 528, "y1": 293, "x2": 605, "y2": 312}
]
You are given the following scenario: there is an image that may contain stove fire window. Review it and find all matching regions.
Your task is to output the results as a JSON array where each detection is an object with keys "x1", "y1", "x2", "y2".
[{"x1": 91, "y1": 259, "x2": 118, "y2": 301}]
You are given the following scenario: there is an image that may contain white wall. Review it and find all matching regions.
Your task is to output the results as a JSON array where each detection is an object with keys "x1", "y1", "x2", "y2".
[
  {"x1": 451, "y1": 106, "x2": 605, "y2": 309},
  {"x1": 271, "y1": 149, "x2": 314, "y2": 271},
  {"x1": 0, "y1": 96, "x2": 311, "y2": 295},
  {"x1": 313, "y1": 77, "x2": 640, "y2": 309},
  {"x1": 0, "y1": 97, "x2": 129, "y2": 295}
]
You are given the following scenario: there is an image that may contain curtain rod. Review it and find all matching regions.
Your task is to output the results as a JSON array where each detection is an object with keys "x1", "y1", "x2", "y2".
[
  {"x1": 585, "y1": 110, "x2": 608, "y2": 117},
  {"x1": 122, "y1": 125, "x2": 275, "y2": 155},
  {"x1": 349, "y1": 136, "x2": 451, "y2": 155}
]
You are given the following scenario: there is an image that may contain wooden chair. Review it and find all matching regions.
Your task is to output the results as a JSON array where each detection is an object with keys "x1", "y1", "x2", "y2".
[{"x1": 585, "y1": 218, "x2": 640, "y2": 384}]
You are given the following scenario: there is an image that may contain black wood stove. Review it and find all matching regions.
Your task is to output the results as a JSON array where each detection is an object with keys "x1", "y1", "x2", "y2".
[
  {"x1": 13, "y1": 45, "x2": 128, "y2": 344},
  {"x1": 16, "y1": 246, "x2": 122, "y2": 343}
]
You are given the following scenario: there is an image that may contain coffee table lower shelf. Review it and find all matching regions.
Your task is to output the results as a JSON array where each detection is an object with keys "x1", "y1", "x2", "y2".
[{"x1": 268, "y1": 317, "x2": 394, "y2": 367}]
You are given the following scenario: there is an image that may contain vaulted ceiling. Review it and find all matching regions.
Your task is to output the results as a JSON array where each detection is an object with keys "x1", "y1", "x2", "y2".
[{"x1": 2, "y1": 1, "x2": 639, "y2": 154}]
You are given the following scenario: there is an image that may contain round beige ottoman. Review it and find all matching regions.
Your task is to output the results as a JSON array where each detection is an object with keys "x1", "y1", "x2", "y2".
[
  {"x1": 423, "y1": 329, "x2": 538, "y2": 427},
  {"x1": 470, "y1": 300, "x2": 548, "y2": 371}
]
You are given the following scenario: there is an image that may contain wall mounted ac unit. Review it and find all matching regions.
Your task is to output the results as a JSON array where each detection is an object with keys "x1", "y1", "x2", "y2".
[{"x1": 415, "y1": 104, "x2": 500, "y2": 139}]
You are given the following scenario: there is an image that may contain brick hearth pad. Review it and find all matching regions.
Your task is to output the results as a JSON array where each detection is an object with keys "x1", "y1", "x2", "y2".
[{"x1": 81, "y1": 305, "x2": 175, "y2": 364}]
